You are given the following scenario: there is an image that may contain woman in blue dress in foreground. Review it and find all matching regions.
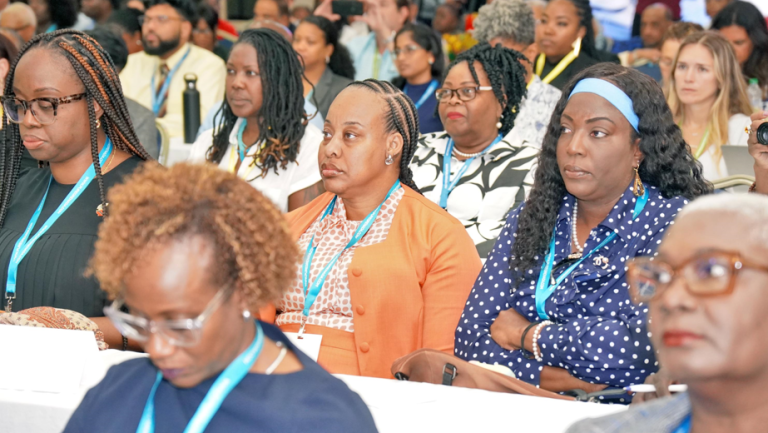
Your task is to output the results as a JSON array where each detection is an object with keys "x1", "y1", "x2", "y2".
[
  {"x1": 455, "y1": 63, "x2": 710, "y2": 402},
  {"x1": 64, "y1": 163, "x2": 377, "y2": 433}
]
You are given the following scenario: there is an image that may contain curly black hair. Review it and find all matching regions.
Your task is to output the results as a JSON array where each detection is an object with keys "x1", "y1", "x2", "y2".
[
  {"x1": 206, "y1": 29, "x2": 308, "y2": 177},
  {"x1": 301, "y1": 16, "x2": 356, "y2": 80},
  {"x1": 442, "y1": 43, "x2": 528, "y2": 136},
  {"x1": 347, "y1": 79, "x2": 421, "y2": 193},
  {"x1": 511, "y1": 63, "x2": 711, "y2": 277},
  {"x1": 0, "y1": 30, "x2": 151, "y2": 227}
]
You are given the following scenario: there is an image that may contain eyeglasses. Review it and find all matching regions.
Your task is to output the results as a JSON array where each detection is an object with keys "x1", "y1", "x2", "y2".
[
  {"x1": 138, "y1": 14, "x2": 184, "y2": 26},
  {"x1": 435, "y1": 86, "x2": 493, "y2": 102},
  {"x1": 103, "y1": 288, "x2": 232, "y2": 347},
  {"x1": 394, "y1": 44, "x2": 424, "y2": 57},
  {"x1": 2, "y1": 94, "x2": 86, "y2": 125},
  {"x1": 627, "y1": 252, "x2": 768, "y2": 303}
]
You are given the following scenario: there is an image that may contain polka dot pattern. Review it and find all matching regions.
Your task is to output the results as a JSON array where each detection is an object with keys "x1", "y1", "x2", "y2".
[
  {"x1": 277, "y1": 188, "x2": 404, "y2": 332},
  {"x1": 454, "y1": 184, "x2": 688, "y2": 396}
]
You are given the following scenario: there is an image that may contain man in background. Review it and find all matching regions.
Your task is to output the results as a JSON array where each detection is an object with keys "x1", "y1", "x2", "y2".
[
  {"x1": 120, "y1": 0, "x2": 226, "y2": 140},
  {"x1": 0, "y1": 2, "x2": 37, "y2": 43},
  {"x1": 82, "y1": 0, "x2": 119, "y2": 25},
  {"x1": 615, "y1": 3, "x2": 673, "y2": 82}
]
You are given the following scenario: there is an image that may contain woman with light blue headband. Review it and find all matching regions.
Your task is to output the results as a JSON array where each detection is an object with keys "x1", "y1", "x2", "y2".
[{"x1": 455, "y1": 63, "x2": 710, "y2": 402}]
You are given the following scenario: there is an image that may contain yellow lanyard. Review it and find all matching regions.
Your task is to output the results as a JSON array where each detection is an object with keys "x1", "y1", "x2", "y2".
[
  {"x1": 373, "y1": 49, "x2": 381, "y2": 80},
  {"x1": 535, "y1": 38, "x2": 582, "y2": 85},
  {"x1": 679, "y1": 121, "x2": 711, "y2": 160},
  {"x1": 228, "y1": 142, "x2": 264, "y2": 180}
]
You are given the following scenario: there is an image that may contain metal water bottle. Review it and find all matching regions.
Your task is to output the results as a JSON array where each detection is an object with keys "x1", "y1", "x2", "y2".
[{"x1": 183, "y1": 73, "x2": 201, "y2": 144}]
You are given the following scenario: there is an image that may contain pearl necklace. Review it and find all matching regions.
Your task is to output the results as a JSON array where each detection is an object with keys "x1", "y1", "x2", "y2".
[
  {"x1": 570, "y1": 201, "x2": 585, "y2": 259},
  {"x1": 452, "y1": 147, "x2": 487, "y2": 158}
]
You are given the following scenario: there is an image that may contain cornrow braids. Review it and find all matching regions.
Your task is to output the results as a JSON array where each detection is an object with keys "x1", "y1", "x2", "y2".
[
  {"x1": 207, "y1": 29, "x2": 308, "y2": 177},
  {"x1": 0, "y1": 29, "x2": 151, "y2": 227},
  {"x1": 444, "y1": 43, "x2": 528, "y2": 136},
  {"x1": 347, "y1": 79, "x2": 421, "y2": 193}
]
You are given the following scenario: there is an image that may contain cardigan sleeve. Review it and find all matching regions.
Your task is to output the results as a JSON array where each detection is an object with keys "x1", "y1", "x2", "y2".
[{"x1": 421, "y1": 216, "x2": 482, "y2": 354}]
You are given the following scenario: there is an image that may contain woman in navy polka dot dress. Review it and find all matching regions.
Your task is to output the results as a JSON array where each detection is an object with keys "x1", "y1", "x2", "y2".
[{"x1": 454, "y1": 64, "x2": 711, "y2": 402}]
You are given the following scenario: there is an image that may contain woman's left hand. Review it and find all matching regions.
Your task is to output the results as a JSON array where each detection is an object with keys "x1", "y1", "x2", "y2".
[{"x1": 490, "y1": 308, "x2": 531, "y2": 351}]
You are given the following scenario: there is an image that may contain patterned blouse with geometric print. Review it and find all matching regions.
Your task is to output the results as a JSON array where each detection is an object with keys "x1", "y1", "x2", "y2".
[{"x1": 409, "y1": 131, "x2": 538, "y2": 258}]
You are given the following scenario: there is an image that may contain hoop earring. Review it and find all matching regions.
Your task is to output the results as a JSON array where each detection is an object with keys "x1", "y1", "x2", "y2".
[
  {"x1": 326, "y1": 56, "x2": 330, "y2": 64},
  {"x1": 385, "y1": 154, "x2": 394, "y2": 165},
  {"x1": 633, "y1": 166, "x2": 645, "y2": 197}
]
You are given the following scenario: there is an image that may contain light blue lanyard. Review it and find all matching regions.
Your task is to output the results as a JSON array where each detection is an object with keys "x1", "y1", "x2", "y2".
[
  {"x1": 405, "y1": 79, "x2": 439, "y2": 110},
  {"x1": 300, "y1": 181, "x2": 401, "y2": 323},
  {"x1": 150, "y1": 47, "x2": 191, "y2": 115},
  {"x1": 440, "y1": 135, "x2": 502, "y2": 208},
  {"x1": 236, "y1": 120, "x2": 248, "y2": 162},
  {"x1": 672, "y1": 415, "x2": 691, "y2": 433},
  {"x1": 46, "y1": 24, "x2": 58, "y2": 33},
  {"x1": 535, "y1": 188, "x2": 649, "y2": 320},
  {"x1": 5, "y1": 138, "x2": 113, "y2": 312},
  {"x1": 136, "y1": 321, "x2": 265, "y2": 433}
]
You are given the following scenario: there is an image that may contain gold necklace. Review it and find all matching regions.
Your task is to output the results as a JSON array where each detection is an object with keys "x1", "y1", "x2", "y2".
[{"x1": 101, "y1": 150, "x2": 116, "y2": 173}]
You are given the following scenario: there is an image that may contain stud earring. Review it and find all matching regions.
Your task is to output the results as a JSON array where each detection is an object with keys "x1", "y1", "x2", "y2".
[
  {"x1": 633, "y1": 166, "x2": 644, "y2": 197},
  {"x1": 428, "y1": 59, "x2": 434, "y2": 65},
  {"x1": 96, "y1": 118, "x2": 101, "y2": 128},
  {"x1": 385, "y1": 154, "x2": 394, "y2": 165},
  {"x1": 495, "y1": 118, "x2": 502, "y2": 130},
  {"x1": 243, "y1": 310, "x2": 252, "y2": 320},
  {"x1": 326, "y1": 55, "x2": 330, "y2": 64}
]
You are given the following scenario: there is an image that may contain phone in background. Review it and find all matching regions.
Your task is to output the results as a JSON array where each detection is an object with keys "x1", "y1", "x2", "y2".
[{"x1": 332, "y1": 0, "x2": 364, "y2": 16}]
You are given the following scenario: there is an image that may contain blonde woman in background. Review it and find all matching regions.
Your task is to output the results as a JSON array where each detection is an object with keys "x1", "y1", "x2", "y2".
[
  {"x1": 667, "y1": 31, "x2": 752, "y2": 181},
  {"x1": 658, "y1": 22, "x2": 703, "y2": 97}
]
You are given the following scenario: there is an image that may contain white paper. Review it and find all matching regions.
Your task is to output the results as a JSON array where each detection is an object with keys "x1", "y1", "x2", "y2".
[
  {"x1": 0, "y1": 325, "x2": 98, "y2": 394},
  {"x1": 284, "y1": 332, "x2": 323, "y2": 361}
]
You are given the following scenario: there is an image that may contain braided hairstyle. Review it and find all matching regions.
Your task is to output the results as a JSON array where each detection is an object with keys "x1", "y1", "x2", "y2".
[
  {"x1": 444, "y1": 43, "x2": 528, "y2": 136},
  {"x1": 511, "y1": 63, "x2": 711, "y2": 279},
  {"x1": 0, "y1": 29, "x2": 152, "y2": 227},
  {"x1": 207, "y1": 29, "x2": 307, "y2": 177},
  {"x1": 347, "y1": 79, "x2": 421, "y2": 193}
]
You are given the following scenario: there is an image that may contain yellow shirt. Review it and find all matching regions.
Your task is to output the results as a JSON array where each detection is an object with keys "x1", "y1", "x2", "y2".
[{"x1": 119, "y1": 43, "x2": 226, "y2": 139}]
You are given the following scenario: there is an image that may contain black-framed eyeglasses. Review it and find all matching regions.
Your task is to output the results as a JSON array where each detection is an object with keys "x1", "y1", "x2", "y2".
[
  {"x1": 435, "y1": 86, "x2": 493, "y2": 102},
  {"x1": 2, "y1": 93, "x2": 86, "y2": 125},
  {"x1": 103, "y1": 287, "x2": 233, "y2": 347},
  {"x1": 627, "y1": 251, "x2": 768, "y2": 303},
  {"x1": 394, "y1": 44, "x2": 425, "y2": 57}
]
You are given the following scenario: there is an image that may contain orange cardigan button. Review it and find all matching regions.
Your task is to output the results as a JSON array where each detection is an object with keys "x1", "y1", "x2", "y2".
[
  {"x1": 355, "y1": 305, "x2": 365, "y2": 315},
  {"x1": 351, "y1": 268, "x2": 363, "y2": 277},
  {"x1": 360, "y1": 342, "x2": 370, "y2": 353}
]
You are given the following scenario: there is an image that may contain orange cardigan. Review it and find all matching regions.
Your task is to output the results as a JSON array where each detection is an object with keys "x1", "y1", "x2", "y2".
[{"x1": 262, "y1": 186, "x2": 481, "y2": 378}]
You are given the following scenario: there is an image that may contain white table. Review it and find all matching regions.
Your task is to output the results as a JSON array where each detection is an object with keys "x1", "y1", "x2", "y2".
[{"x1": 0, "y1": 351, "x2": 625, "y2": 433}]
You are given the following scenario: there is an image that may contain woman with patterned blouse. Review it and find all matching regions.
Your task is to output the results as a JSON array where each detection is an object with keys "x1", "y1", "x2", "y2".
[
  {"x1": 455, "y1": 63, "x2": 711, "y2": 402},
  {"x1": 261, "y1": 79, "x2": 482, "y2": 378},
  {"x1": 410, "y1": 43, "x2": 538, "y2": 258}
]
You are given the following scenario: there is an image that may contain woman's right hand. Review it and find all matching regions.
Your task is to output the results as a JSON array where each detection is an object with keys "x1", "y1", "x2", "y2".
[
  {"x1": 540, "y1": 366, "x2": 608, "y2": 394},
  {"x1": 747, "y1": 111, "x2": 768, "y2": 194},
  {"x1": 314, "y1": 0, "x2": 342, "y2": 22}
]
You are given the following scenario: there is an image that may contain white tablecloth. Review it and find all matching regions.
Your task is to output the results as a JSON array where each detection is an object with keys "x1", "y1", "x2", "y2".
[{"x1": 0, "y1": 350, "x2": 625, "y2": 433}]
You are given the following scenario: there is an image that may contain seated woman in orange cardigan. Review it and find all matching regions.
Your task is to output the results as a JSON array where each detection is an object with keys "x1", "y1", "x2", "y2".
[{"x1": 262, "y1": 79, "x2": 482, "y2": 379}]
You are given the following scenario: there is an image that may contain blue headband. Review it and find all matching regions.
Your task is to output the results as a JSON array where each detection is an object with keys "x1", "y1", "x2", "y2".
[{"x1": 568, "y1": 78, "x2": 640, "y2": 132}]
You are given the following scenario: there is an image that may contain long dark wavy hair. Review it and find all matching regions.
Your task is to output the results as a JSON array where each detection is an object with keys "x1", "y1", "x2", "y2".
[
  {"x1": 443, "y1": 43, "x2": 528, "y2": 136},
  {"x1": 301, "y1": 16, "x2": 355, "y2": 80},
  {"x1": 511, "y1": 63, "x2": 711, "y2": 277},
  {"x1": 0, "y1": 30, "x2": 151, "y2": 225},
  {"x1": 206, "y1": 29, "x2": 307, "y2": 176},
  {"x1": 711, "y1": 1, "x2": 768, "y2": 91},
  {"x1": 347, "y1": 79, "x2": 421, "y2": 193}
]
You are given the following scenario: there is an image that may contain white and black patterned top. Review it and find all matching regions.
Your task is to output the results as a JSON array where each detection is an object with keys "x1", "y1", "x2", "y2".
[
  {"x1": 454, "y1": 184, "x2": 689, "y2": 402},
  {"x1": 410, "y1": 132, "x2": 538, "y2": 258},
  {"x1": 510, "y1": 75, "x2": 562, "y2": 149}
]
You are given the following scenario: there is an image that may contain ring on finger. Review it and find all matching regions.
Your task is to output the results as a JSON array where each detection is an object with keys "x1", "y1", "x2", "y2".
[{"x1": 746, "y1": 125, "x2": 752, "y2": 135}]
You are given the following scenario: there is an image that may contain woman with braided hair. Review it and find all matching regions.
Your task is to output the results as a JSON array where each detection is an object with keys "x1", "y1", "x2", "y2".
[
  {"x1": 63, "y1": 163, "x2": 378, "y2": 433},
  {"x1": 0, "y1": 30, "x2": 150, "y2": 349},
  {"x1": 262, "y1": 79, "x2": 481, "y2": 378},
  {"x1": 189, "y1": 28, "x2": 324, "y2": 213},
  {"x1": 410, "y1": 42, "x2": 539, "y2": 258}
]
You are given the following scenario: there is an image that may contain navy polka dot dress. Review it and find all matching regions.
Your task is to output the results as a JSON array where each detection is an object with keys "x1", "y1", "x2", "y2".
[{"x1": 454, "y1": 184, "x2": 688, "y2": 402}]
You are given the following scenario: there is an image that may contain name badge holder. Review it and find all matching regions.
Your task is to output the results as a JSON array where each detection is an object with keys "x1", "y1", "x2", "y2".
[
  {"x1": 405, "y1": 79, "x2": 439, "y2": 110},
  {"x1": 150, "y1": 47, "x2": 192, "y2": 116}
]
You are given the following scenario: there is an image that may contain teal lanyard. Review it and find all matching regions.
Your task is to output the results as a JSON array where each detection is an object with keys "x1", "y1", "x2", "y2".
[
  {"x1": 440, "y1": 135, "x2": 502, "y2": 208},
  {"x1": 150, "y1": 46, "x2": 191, "y2": 115},
  {"x1": 5, "y1": 138, "x2": 114, "y2": 312},
  {"x1": 236, "y1": 119, "x2": 248, "y2": 162},
  {"x1": 405, "y1": 79, "x2": 439, "y2": 110},
  {"x1": 136, "y1": 322, "x2": 265, "y2": 433},
  {"x1": 673, "y1": 415, "x2": 691, "y2": 433},
  {"x1": 300, "y1": 181, "x2": 401, "y2": 327},
  {"x1": 535, "y1": 188, "x2": 649, "y2": 320}
]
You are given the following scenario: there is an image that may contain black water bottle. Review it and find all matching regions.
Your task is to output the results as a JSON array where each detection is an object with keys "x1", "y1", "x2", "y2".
[{"x1": 183, "y1": 73, "x2": 200, "y2": 144}]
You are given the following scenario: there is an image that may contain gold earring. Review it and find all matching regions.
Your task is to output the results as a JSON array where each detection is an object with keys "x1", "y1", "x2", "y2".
[
  {"x1": 633, "y1": 166, "x2": 644, "y2": 197},
  {"x1": 96, "y1": 118, "x2": 101, "y2": 128}
]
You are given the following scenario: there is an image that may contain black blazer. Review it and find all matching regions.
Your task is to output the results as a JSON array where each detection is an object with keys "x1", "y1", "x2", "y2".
[{"x1": 310, "y1": 68, "x2": 353, "y2": 119}]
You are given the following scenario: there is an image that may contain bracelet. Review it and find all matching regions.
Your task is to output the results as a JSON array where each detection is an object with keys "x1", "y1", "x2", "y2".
[
  {"x1": 532, "y1": 320, "x2": 553, "y2": 362},
  {"x1": 122, "y1": 335, "x2": 129, "y2": 351},
  {"x1": 520, "y1": 322, "x2": 539, "y2": 359}
]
